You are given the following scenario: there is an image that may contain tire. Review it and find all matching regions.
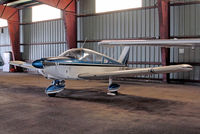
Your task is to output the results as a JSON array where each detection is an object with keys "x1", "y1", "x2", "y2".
[
  {"x1": 113, "y1": 91, "x2": 118, "y2": 95},
  {"x1": 47, "y1": 93, "x2": 57, "y2": 97}
]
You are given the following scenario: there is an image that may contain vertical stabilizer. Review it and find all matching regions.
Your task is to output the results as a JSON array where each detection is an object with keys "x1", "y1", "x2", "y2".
[{"x1": 118, "y1": 47, "x2": 130, "y2": 65}]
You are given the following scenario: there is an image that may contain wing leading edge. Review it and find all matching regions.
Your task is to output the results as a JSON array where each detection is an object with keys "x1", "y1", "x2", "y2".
[
  {"x1": 98, "y1": 39, "x2": 200, "y2": 47},
  {"x1": 78, "y1": 64, "x2": 192, "y2": 79}
]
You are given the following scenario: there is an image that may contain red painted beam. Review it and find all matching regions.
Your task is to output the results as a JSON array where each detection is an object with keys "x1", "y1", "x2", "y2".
[
  {"x1": 37, "y1": 0, "x2": 77, "y2": 48},
  {"x1": 158, "y1": 0, "x2": 170, "y2": 39},
  {"x1": 158, "y1": 0, "x2": 170, "y2": 83},
  {"x1": 0, "y1": 5, "x2": 21, "y2": 61},
  {"x1": 8, "y1": 20, "x2": 20, "y2": 61},
  {"x1": 63, "y1": 0, "x2": 76, "y2": 49}
]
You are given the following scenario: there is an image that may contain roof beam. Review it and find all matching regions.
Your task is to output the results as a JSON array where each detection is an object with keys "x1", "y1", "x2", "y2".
[{"x1": 0, "y1": 3, "x2": 6, "y2": 17}]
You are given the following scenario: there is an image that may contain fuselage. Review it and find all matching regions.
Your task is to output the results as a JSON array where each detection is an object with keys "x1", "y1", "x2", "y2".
[
  {"x1": 43, "y1": 64, "x2": 124, "y2": 80},
  {"x1": 33, "y1": 48, "x2": 126, "y2": 80}
]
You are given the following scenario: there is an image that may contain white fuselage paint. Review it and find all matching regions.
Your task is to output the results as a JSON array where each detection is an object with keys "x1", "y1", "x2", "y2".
[{"x1": 43, "y1": 65, "x2": 123, "y2": 80}]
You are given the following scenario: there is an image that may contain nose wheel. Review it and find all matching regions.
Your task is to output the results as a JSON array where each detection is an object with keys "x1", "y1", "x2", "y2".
[
  {"x1": 47, "y1": 93, "x2": 57, "y2": 97},
  {"x1": 46, "y1": 80, "x2": 65, "y2": 97}
]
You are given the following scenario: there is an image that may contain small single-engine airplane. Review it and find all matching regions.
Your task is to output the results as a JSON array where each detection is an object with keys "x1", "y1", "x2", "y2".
[{"x1": 10, "y1": 39, "x2": 196, "y2": 97}]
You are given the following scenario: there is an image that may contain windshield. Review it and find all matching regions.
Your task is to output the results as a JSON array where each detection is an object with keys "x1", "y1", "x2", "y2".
[
  {"x1": 59, "y1": 49, "x2": 119, "y2": 64},
  {"x1": 60, "y1": 49, "x2": 83, "y2": 59},
  {"x1": 60, "y1": 49, "x2": 105, "y2": 63}
]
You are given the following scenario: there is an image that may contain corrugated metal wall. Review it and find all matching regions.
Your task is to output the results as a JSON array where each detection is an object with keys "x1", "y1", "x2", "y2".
[
  {"x1": 78, "y1": 9, "x2": 159, "y2": 40},
  {"x1": 0, "y1": 27, "x2": 11, "y2": 55},
  {"x1": 0, "y1": 9, "x2": 67, "y2": 63},
  {"x1": 77, "y1": 0, "x2": 200, "y2": 81},
  {"x1": 170, "y1": 5, "x2": 200, "y2": 37},
  {"x1": 170, "y1": 2, "x2": 200, "y2": 81},
  {"x1": 20, "y1": 19, "x2": 67, "y2": 61},
  {"x1": 0, "y1": 27, "x2": 11, "y2": 69},
  {"x1": 77, "y1": 0, "x2": 161, "y2": 79}
]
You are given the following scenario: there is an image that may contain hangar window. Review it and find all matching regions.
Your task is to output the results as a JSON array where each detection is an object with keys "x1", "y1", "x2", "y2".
[
  {"x1": 0, "y1": 18, "x2": 8, "y2": 27},
  {"x1": 96, "y1": 0, "x2": 142, "y2": 13},
  {"x1": 32, "y1": 4, "x2": 61, "y2": 22}
]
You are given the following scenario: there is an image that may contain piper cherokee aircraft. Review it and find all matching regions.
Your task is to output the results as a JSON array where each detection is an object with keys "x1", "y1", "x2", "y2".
[{"x1": 10, "y1": 40, "x2": 194, "y2": 97}]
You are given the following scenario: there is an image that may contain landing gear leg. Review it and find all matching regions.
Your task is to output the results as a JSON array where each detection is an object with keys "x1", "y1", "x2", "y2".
[
  {"x1": 107, "y1": 77, "x2": 120, "y2": 96},
  {"x1": 45, "y1": 80, "x2": 65, "y2": 97}
]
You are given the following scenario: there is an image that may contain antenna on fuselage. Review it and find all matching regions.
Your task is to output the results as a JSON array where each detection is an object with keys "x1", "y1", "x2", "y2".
[{"x1": 81, "y1": 37, "x2": 87, "y2": 48}]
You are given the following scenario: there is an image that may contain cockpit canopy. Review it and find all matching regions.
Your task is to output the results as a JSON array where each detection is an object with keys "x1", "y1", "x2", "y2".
[{"x1": 59, "y1": 49, "x2": 119, "y2": 64}]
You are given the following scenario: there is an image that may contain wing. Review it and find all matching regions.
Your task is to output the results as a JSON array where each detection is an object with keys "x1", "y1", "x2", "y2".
[
  {"x1": 78, "y1": 64, "x2": 192, "y2": 79},
  {"x1": 9, "y1": 61, "x2": 35, "y2": 69},
  {"x1": 98, "y1": 39, "x2": 200, "y2": 47}
]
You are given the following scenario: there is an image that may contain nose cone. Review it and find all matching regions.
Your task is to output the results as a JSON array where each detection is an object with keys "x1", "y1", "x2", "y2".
[{"x1": 32, "y1": 59, "x2": 44, "y2": 69}]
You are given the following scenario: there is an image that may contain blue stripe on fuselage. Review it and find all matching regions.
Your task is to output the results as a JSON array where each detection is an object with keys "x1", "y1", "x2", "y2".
[
  {"x1": 44, "y1": 57, "x2": 122, "y2": 65},
  {"x1": 44, "y1": 57, "x2": 125, "y2": 67}
]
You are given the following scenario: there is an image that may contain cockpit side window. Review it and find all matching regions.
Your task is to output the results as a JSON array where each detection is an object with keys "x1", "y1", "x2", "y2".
[
  {"x1": 103, "y1": 57, "x2": 109, "y2": 63},
  {"x1": 59, "y1": 49, "x2": 117, "y2": 64},
  {"x1": 80, "y1": 51, "x2": 103, "y2": 63},
  {"x1": 60, "y1": 50, "x2": 83, "y2": 59},
  {"x1": 81, "y1": 52, "x2": 93, "y2": 62},
  {"x1": 94, "y1": 54, "x2": 103, "y2": 63},
  {"x1": 64, "y1": 52, "x2": 76, "y2": 59}
]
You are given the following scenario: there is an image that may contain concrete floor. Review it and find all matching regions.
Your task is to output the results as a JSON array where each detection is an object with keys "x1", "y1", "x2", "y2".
[{"x1": 0, "y1": 72, "x2": 200, "y2": 134}]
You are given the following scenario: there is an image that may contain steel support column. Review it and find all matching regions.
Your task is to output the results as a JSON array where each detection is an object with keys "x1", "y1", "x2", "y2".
[
  {"x1": 0, "y1": 5, "x2": 20, "y2": 61},
  {"x1": 62, "y1": 1, "x2": 76, "y2": 49},
  {"x1": 8, "y1": 19, "x2": 20, "y2": 60},
  {"x1": 158, "y1": 0, "x2": 170, "y2": 82}
]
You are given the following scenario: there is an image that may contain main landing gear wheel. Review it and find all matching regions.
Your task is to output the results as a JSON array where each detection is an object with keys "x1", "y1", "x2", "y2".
[
  {"x1": 107, "y1": 77, "x2": 120, "y2": 96},
  {"x1": 45, "y1": 80, "x2": 65, "y2": 97}
]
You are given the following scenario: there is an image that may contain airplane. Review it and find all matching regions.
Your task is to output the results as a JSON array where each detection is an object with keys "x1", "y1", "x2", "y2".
[{"x1": 9, "y1": 40, "x2": 194, "y2": 97}]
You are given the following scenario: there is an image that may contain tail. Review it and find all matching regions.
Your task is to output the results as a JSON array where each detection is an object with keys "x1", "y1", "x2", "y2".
[{"x1": 118, "y1": 46, "x2": 130, "y2": 65}]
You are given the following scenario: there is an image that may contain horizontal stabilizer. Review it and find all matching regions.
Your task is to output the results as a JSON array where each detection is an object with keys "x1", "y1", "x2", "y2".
[{"x1": 98, "y1": 39, "x2": 200, "y2": 47}]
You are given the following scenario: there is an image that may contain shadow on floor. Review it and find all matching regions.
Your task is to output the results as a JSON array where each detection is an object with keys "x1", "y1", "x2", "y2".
[
  {"x1": 57, "y1": 88, "x2": 181, "y2": 113},
  {"x1": 0, "y1": 83, "x2": 182, "y2": 114}
]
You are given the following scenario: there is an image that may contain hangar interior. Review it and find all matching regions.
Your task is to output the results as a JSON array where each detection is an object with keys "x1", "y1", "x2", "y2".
[
  {"x1": 0, "y1": 0, "x2": 200, "y2": 83},
  {"x1": 1, "y1": 1, "x2": 200, "y2": 134}
]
